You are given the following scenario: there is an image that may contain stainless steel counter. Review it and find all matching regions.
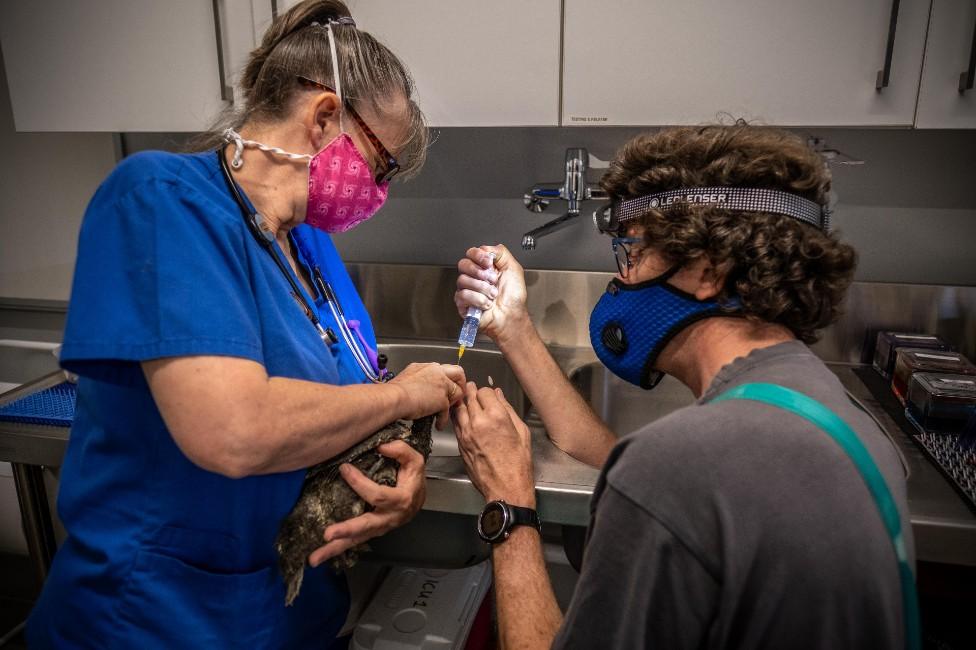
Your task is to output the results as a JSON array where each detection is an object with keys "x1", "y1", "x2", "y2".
[{"x1": 3, "y1": 344, "x2": 974, "y2": 567}]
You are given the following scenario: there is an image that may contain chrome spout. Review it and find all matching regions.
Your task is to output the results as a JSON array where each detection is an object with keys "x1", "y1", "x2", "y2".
[
  {"x1": 522, "y1": 148, "x2": 608, "y2": 249},
  {"x1": 521, "y1": 212, "x2": 578, "y2": 250}
]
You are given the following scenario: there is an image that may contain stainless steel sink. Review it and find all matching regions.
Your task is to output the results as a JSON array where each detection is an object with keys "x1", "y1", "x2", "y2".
[
  {"x1": 569, "y1": 361, "x2": 695, "y2": 437},
  {"x1": 377, "y1": 341, "x2": 527, "y2": 457},
  {"x1": 0, "y1": 339, "x2": 61, "y2": 389}
]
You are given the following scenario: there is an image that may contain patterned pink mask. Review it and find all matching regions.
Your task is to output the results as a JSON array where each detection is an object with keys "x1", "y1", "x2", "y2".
[
  {"x1": 222, "y1": 21, "x2": 389, "y2": 234},
  {"x1": 305, "y1": 132, "x2": 389, "y2": 233}
]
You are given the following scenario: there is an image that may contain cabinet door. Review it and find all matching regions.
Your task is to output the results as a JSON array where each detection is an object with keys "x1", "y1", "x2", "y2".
[
  {"x1": 279, "y1": 0, "x2": 561, "y2": 126},
  {"x1": 562, "y1": 0, "x2": 930, "y2": 127},
  {"x1": 0, "y1": 0, "x2": 261, "y2": 132},
  {"x1": 915, "y1": 0, "x2": 976, "y2": 128}
]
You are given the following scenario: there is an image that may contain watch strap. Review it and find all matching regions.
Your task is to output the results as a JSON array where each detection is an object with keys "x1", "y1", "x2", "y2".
[{"x1": 507, "y1": 504, "x2": 542, "y2": 532}]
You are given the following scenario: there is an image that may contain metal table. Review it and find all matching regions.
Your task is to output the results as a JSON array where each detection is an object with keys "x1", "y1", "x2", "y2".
[{"x1": 0, "y1": 372, "x2": 69, "y2": 588}]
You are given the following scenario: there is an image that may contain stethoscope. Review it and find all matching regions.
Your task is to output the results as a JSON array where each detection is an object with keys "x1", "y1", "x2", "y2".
[{"x1": 217, "y1": 147, "x2": 384, "y2": 384}]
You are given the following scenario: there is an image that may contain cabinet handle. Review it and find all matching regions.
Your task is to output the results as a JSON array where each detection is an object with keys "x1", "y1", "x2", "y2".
[
  {"x1": 211, "y1": 0, "x2": 233, "y2": 102},
  {"x1": 960, "y1": 13, "x2": 976, "y2": 93},
  {"x1": 876, "y1": 0, "x2": 900, "y2": 91},
  {"x1": 271, "y1": 0, "x2": 279, "y2": 19}
]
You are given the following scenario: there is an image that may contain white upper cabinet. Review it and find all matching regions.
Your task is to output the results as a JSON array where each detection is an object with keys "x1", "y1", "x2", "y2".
[
  {"x1": 562, "y1": 0, "x2": 931, "y2": 127},
  {"x1": 331, "y1": 0, "x2": 561, "y2": 126},
  {"x1": 915, "y1": 0, "x2": 976, "y2": 128},
  {"x1": 0, "y1": 1, "x2": 268, "y2": 132}
]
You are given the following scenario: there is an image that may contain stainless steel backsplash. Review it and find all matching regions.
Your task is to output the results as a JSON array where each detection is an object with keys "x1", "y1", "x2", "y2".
[
  {"x1": 1, "y1": 264, "x2": 972, "y2": 365},
  {"x1": 348, "y1": 263, "x2": 976, "y2": 364}
]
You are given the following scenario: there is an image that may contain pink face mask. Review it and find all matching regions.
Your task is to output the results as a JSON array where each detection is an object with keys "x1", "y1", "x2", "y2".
[
  {"x1": 305, "y1": 132, "x2": 389, "y2": 233},
  {"x1": 223, "y1": 21, "x2": 389, "y2": 234}
]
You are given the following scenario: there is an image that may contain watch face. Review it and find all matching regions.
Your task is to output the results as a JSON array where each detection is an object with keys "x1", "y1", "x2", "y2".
[{"x1": 478, "y1": 501, "x2": 508, "y2": 542}]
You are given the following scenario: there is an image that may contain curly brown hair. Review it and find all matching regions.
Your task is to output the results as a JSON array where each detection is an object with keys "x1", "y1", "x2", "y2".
[{"x1": 600, "y1": 125, "x2": 857, "y2": 343}]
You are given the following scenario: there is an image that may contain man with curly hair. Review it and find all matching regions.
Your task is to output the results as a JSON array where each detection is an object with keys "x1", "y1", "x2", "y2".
[{"x1": 451, "y1": 125, "x2": 916, "y2": 649}]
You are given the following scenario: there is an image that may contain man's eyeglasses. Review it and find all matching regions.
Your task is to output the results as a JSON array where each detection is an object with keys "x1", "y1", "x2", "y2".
[
  {"x1": 611, "y1": 237, "x2": 644, "y2": 278},
  {"x1": 296, "y1": 75, "x2": 400, "y2": 184}
]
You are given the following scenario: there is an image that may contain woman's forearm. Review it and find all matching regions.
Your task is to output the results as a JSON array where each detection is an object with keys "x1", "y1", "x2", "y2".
[
  {"x1": 245, "y1": 376, "x2": 410, "y2": 475},
  {"x1": 495, "y1": 315, "x2": 616, "y2": 468},
  {"x1": 144, "y1": 355, "x2": 413, "y2": 477}
]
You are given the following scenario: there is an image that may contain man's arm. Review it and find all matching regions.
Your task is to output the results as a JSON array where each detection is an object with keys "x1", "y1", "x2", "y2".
[
  {"x1": 495, "y1": 313, "x2": 616, "y2": 467},
  {"x1": 492, "y1": 527, "x2": 563, "y2": 650},
  {"x1": 453, "y1": 383, "x2": 563, "y2": 649},
  {"x1": 455, "y1": 245, "x2": 617, "y2": 467}
]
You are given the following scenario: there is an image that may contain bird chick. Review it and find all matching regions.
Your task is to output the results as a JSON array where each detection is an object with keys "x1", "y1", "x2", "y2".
[{"x1": 275, "y1": 416, "x2": 433, "y2": 606}]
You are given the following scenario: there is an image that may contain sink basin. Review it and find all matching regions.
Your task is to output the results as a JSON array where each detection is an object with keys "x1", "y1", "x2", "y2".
[
  {"x1": 377, "y1": 342, "x2": 527, "y2": 457},
  {"x1": 0, "y1": 339, "x2": 61, "y2": 388},
  {"x1": 569, "y1": 362, "x2": 695, "y2": 437}
]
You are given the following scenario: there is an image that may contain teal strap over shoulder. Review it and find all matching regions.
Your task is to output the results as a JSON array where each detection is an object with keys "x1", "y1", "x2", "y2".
[{"x1": 712, "y1": 382, "x2": 921, "y2": 650}]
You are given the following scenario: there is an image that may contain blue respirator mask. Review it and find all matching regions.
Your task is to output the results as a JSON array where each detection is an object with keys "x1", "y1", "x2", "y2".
[
  {"x1": 589, "y1": 270, "x2": 736, "y2": 389},
  {"x1": 589, "y1": 186, "x2": 831, "y2": 390}
]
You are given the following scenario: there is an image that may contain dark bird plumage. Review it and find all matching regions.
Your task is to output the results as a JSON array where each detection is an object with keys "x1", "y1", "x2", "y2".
[{"x1": 275, "y1": 416, "x2": 433, "y2": 606}]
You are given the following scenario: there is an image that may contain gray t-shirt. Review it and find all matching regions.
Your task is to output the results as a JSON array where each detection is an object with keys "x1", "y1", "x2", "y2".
[{"x1": 553, "y1": 341, "x2": 912, "y2": 650}]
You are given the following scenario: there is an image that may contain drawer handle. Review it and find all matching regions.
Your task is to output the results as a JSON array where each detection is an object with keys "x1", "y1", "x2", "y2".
[
  {"x1": 211, "y1": 0, "x2": 233, "y2": 102},
  {"x1": 876, "y1": 0, "x2": 901, "y2": 91},
  {"x1": 960, "y1": 13, "x2": 976, "y2": 93}
]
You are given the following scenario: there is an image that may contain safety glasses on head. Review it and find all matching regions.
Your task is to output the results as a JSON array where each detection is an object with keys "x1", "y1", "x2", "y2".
[{"x1": 296, "y1": 75, "x2": 400, "y2": 185}]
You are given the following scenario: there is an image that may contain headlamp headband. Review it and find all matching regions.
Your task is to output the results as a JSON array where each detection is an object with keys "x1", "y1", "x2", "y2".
[{"x1": 595, "y1": 186, "x2": 831, "y2": 234}]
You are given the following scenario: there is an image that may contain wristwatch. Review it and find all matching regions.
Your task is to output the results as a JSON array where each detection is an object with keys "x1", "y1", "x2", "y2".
[{"x1": 477, "y1": 500, "x2": 542, "y2": 543}]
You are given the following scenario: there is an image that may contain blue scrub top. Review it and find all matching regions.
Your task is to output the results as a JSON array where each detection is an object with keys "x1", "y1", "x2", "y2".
[{"x1": 27, "y1": 150, "x2": 379, "y2": 648}]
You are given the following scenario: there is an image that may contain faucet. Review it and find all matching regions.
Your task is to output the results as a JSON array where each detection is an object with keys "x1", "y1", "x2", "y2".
[{"x1": 522, "y1": 148, "x2": 608, "y2": 250}]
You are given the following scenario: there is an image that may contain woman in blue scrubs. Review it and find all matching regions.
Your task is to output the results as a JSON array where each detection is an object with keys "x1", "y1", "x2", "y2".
[{"x1": 26, "y1": 1, "x2": 463, "y2": 647}]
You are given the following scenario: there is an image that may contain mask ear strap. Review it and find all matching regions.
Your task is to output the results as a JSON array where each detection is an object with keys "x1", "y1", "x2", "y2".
[{"x1": 326, "y1": 21, "x2": 346, "y2": 134}]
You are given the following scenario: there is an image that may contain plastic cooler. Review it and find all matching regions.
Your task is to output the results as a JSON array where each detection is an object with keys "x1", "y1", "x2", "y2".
[{"x1": 351, "y1": 561, "x2": 492, "y2": 650}]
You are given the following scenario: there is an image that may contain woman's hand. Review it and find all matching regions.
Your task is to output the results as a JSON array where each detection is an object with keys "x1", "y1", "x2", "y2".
[
  {"x1": 308, "y1": 440, "x2": 426, "y2": 567},
  {"x1": 453, "y1": 383, "x2": 536, "y2": 507},
  {"x1": 389, "y1": 362, "x2": 466, "y2": 429},
  {"x1": 455, "y1": 245, "x2": 530, "y2": 346}
]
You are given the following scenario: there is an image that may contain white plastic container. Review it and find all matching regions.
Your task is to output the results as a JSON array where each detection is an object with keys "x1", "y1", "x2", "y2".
[{"x1": 351, "y1": 562, "x2": 491, "y2": 650}]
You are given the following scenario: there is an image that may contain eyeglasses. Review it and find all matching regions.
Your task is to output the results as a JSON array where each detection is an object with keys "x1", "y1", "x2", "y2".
[
  {"x1": 611, "y1": 237, "x2": 644, "y2": 278},
  {"x1": 296, "y1": 75, "x2": 400, "y2": 184}
]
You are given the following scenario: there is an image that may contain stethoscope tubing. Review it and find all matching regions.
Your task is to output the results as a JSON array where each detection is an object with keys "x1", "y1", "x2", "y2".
[{"x1": 217, "y1": 147, "x2": 380, "y2": 383}]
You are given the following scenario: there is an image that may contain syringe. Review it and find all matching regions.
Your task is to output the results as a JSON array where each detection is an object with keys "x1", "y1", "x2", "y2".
[{"x1": 457, "y1": 253, "x2": 496, "y2": 362}]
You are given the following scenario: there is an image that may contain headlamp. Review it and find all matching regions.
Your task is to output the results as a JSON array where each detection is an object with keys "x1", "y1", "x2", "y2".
[{"x1": 593, "y1": 186, "x2": 831, "y2": 235}]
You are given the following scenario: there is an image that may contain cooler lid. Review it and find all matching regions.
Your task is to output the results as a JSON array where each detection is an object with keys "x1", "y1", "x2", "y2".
[{"x1": 912, "y1": 373, "x2": 976, "y2": 398}]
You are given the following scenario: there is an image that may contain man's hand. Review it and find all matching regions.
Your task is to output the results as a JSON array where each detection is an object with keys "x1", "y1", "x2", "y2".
[
  {"x1": 455, "y1": 245, "x2": 530, "y2": 346},
  {"x1": 453, "y1": 383, "x2": 535, "y2": 507},
  {"x1": 308, "y1": 441, "x2": 426, "y2": 567}
]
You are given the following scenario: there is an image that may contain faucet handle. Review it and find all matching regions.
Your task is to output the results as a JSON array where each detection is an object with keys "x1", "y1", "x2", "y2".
[{"x1": 523, "y1": 193, "x2": 550, "y2": 213}]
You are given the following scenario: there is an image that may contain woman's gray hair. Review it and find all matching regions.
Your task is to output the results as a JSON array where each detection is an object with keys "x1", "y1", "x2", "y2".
[{"x1": 189, "y1": 0, "x2": 428, "y2": 179}]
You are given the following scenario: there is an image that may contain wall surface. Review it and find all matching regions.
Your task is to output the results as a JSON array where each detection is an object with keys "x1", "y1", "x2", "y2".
[
  {"x1": 3, "y1": 72, "x2": 976, "y2": 302},
  {"x1": 0, "y1": 47, "x2": 116, "y2": 301},
  {"x1": 329, "y1": 126, "x2": 976, "y2": 285},
  {"x1": 121, "y1": 126, "x2": 976, "y2": 289}
]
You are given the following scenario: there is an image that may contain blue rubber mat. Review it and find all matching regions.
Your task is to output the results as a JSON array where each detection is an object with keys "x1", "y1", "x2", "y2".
[{"x1": 0, "y1": 382, "x2": 76, "y2": 426}]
